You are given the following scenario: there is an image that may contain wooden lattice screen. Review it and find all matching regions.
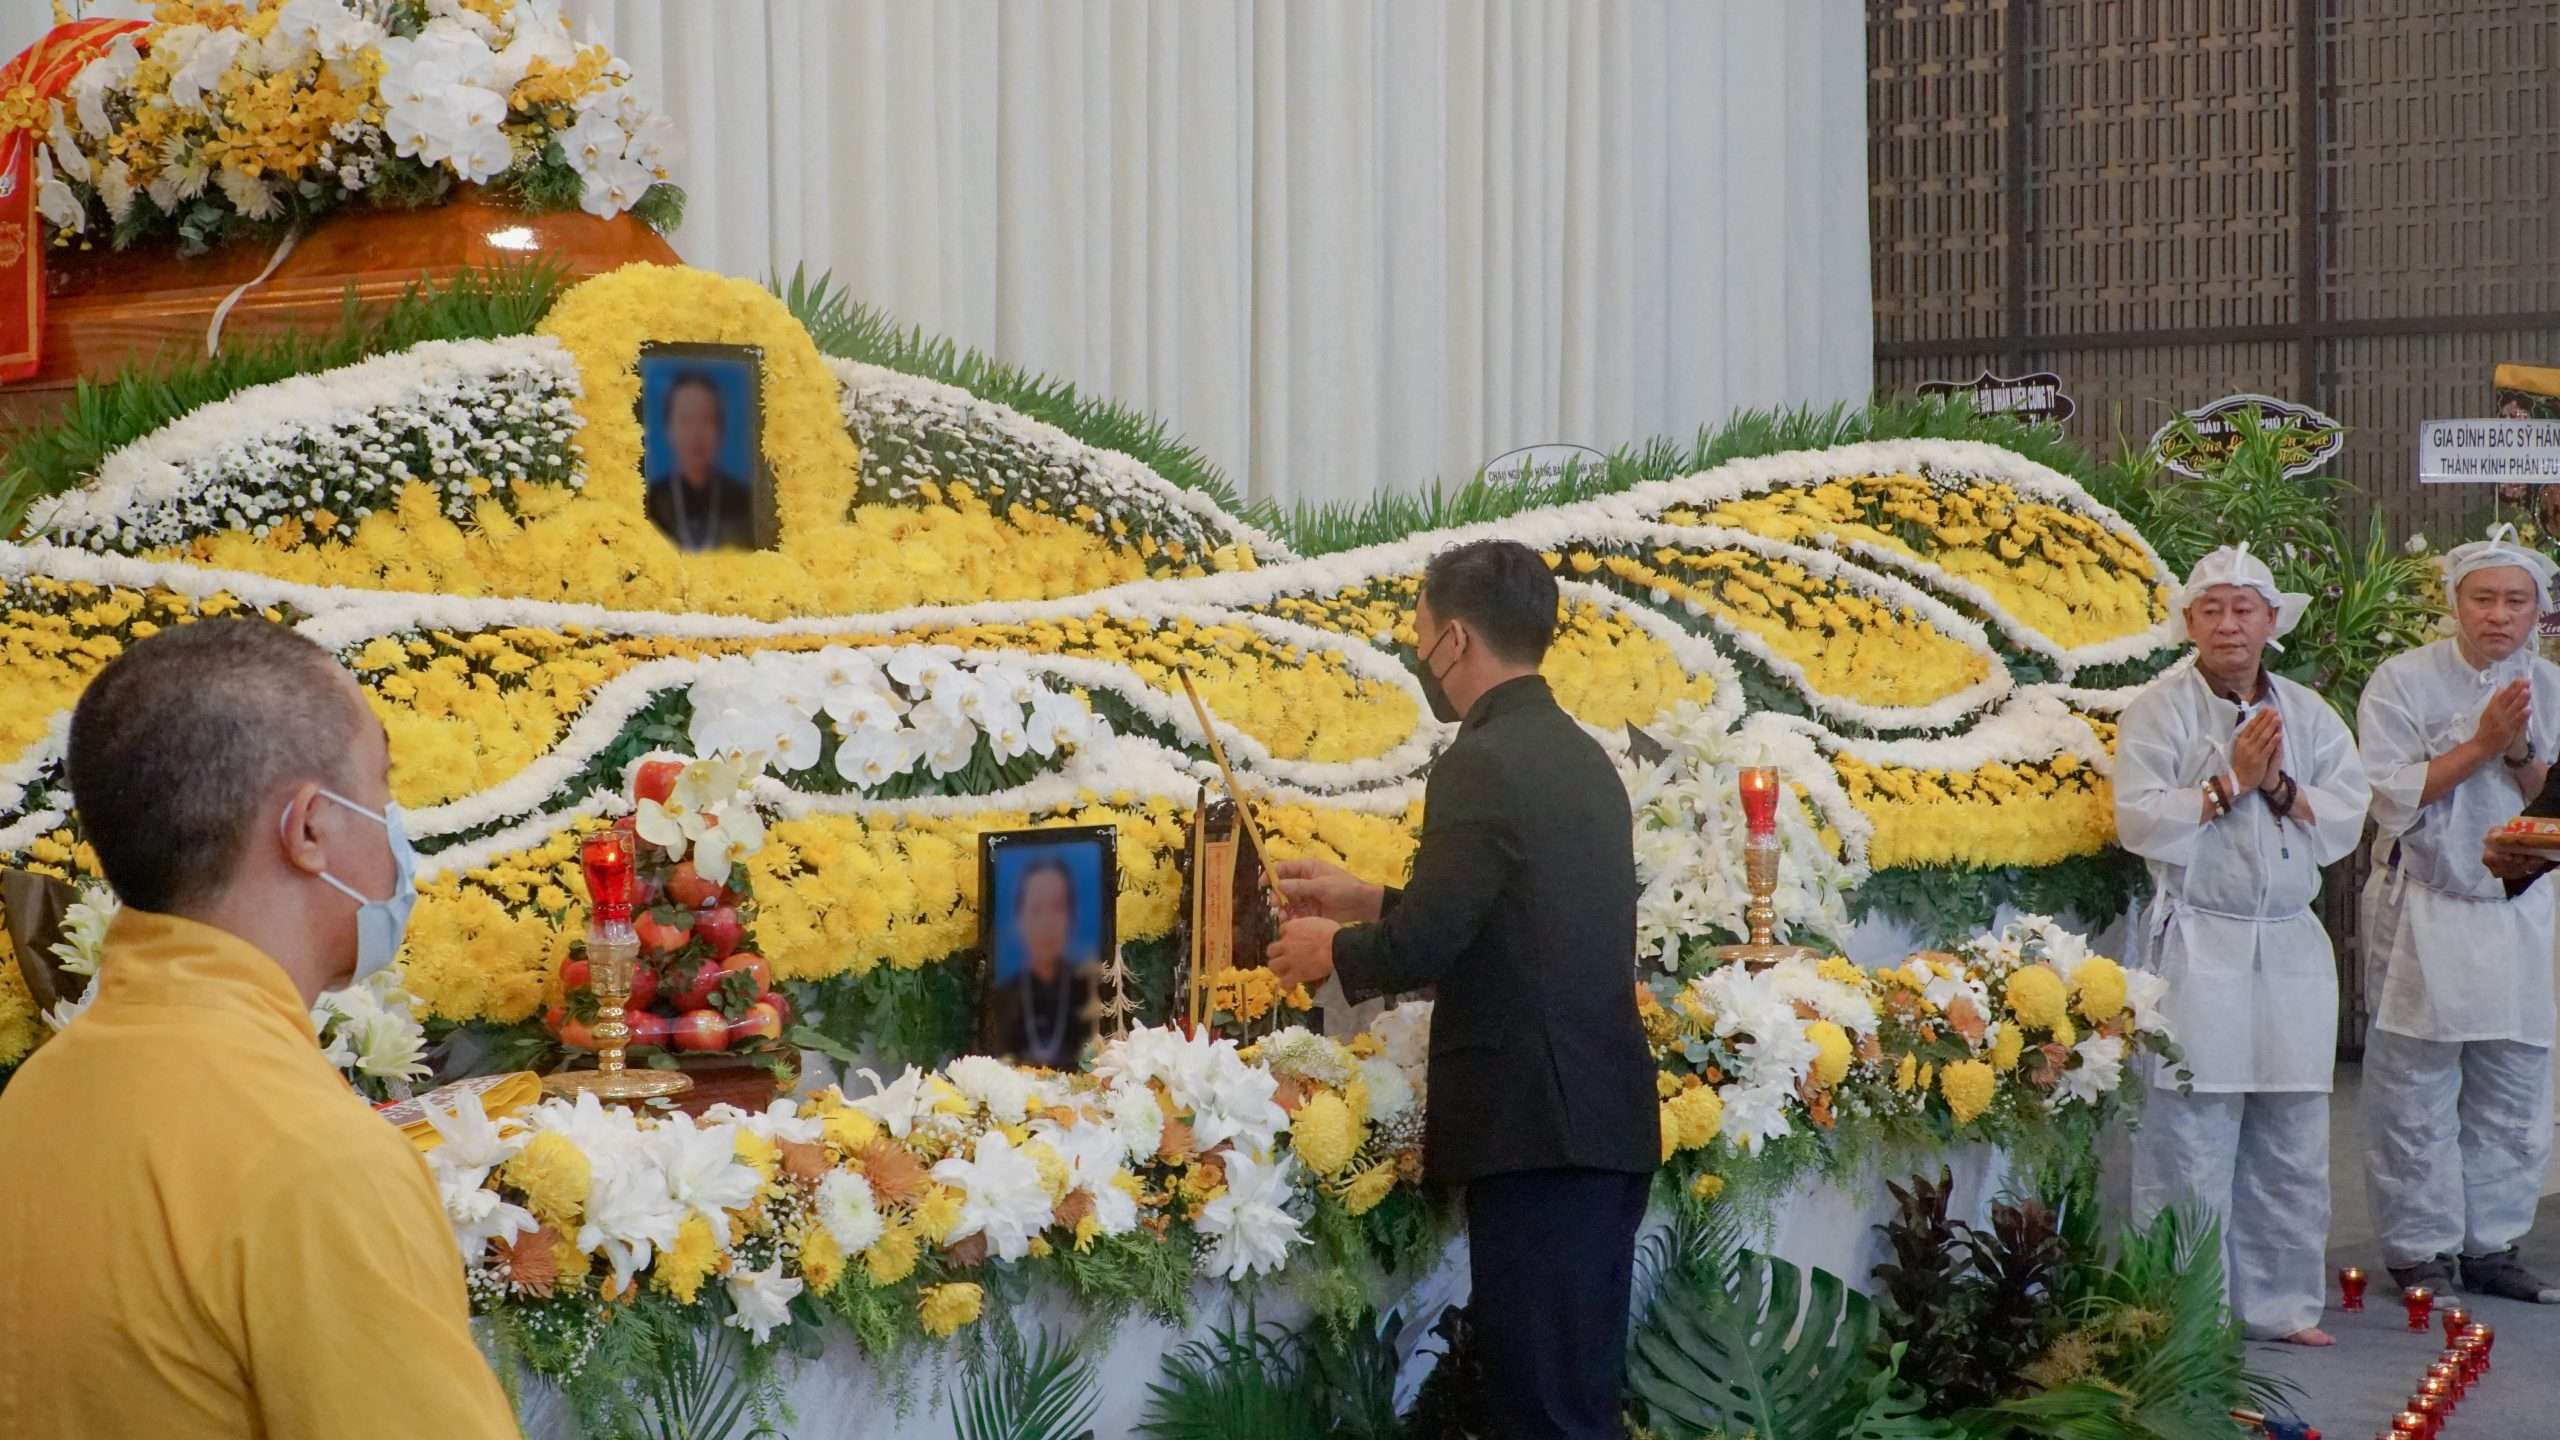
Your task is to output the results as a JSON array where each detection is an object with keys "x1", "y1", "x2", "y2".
[{"x1": 1869, "y1": 0, "x2": 2560, "y2": 1054}]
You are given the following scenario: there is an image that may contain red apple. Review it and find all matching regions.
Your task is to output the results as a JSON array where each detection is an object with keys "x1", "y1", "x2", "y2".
[
  {"x1": 668, "y1": 957, "x2": 723, "y2": 1012},
  {"x1": 756, "y1": 989, "x2": 793, "y2": 1028},
  {"x1": 666, "y1": 860, "x2": 723, "y2": 910},
  {"x1": 729, "y1": 1001, "x2": 783, "y2": 1045},
  {"x1": 557, "y1": 1013, "x2": 598, "y2": 1052},
  {"x1": 543, "y1": 1004, "x2": 566, "y2": 1037},
  {"x1": 719, "y1": 951, "x2": 771, "y2": 998},
  {"x1": 625, "y1": 964, "x2": 658, "y2": 1012},
  {"x1": 672, "y1": 1008, "x2": 732, "y2": 1052},
  {"x1": 634, "y1": 758, "x2": 685, "y2": 805},
  {"x1": 635, "y1": 910, "x2": 693, "y2": 956},
  {"x1": 693, "y1": 905, "x2": 744, "y2": 960},
  {"x1": 626, "y1": 1009, "x2": 671, "y2": 1050},
  {"x1": 559, "y1": 956, "x2": 590, "y2": 994}
]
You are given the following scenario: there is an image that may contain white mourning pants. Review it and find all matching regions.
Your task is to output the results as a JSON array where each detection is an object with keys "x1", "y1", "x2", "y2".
[
  {"x1": 2131, "y1": 1087, "x2": 2331, "y2": 1338},
  {"x1": 2362, "y1": 1026, "x2": 2554, "y2": 1267}
]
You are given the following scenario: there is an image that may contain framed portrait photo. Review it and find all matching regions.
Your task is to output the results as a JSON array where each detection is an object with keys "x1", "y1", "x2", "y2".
[
  {"x1": 635, "y1": 341, "x2": 778, "y2": 553},
  {"x1": 976, "y1": 825, "x2": 1118, "y2": 1068}
]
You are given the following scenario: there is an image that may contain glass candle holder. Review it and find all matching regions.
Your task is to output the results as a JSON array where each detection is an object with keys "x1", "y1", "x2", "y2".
[
  {"x1": 2440, "y1": 1303, "x2": 2470, "y2": 1342},
  {"x1": 2402, "y1": 1284, "x2": 2434, "y2": 1331},
  {"x1": 2453, "y1": 1333, "x2": 2484, "y2": 1382},
  {"x1": 2427, "y1": 1360, "x2": 2462, "y2": 1401},
  {"x1": 1737, "y1": 766, "x2": 1779, "y2": 837},
  {"x1": 2408, "y1": 1392, "x2": 2444, "y2": 1436},
  {"x1": 2338, "y1": 1264, "x2": 2367, "y2": 1310},
  {"x1": 2391, "y1": 1410, "x2": 2424, "y2": 1439}
]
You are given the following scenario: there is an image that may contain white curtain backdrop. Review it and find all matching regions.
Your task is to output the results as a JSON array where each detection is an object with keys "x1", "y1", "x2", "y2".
[{"x1": 562, "y1": 0, "x2": 1872, "y2": 510}]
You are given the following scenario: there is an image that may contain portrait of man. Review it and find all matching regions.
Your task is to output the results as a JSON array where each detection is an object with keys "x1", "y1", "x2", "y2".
[
  {"x1": 638, "y1": 343, "x2": 773, "y2": 553},
  {"x1": 977, "y1": 827, "x2": 1116, "y2": 1068}
]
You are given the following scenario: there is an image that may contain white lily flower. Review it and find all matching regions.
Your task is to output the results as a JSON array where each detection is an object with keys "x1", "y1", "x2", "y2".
[
  {"x1": 928, "y1": 1132, "x2": 1053, "y2": 1262},
  {"x1": 722, "y1": 1263, "x2": 803, "y2": 1344},
  {"x1": 1197, "y1": 1147, "x2": 1305, "y2": 1280},
  {"x1": 654, "y1": 1120, "x2": 763, "y2": 1245}
]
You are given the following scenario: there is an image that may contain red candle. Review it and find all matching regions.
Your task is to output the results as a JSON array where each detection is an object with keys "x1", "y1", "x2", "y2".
[
  {"x1": 2440, "y1": 1303, "x2": 2469, "y2": 1342},
  {"x1": 2338, "y1": 1264, "x2": 2367, "y2": 1310},
  {"x1": 1738, "y1": 766, "x2": 1780, "y2": 837},
  {"x1": 2402, "y1": 1284, "x2": 2434, "y2": 1331},
  {"x1": 580, "y1": 830, "x2": 636, "y2": 920}
]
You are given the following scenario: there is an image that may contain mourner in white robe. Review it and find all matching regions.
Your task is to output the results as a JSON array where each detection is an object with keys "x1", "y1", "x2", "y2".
[
  {"x1": 2117, "y1": 547, "x2": 2369, "y2": 1340},
  {"x1": 2358, "y1": 527, "x2": 2560, "y2": 1301}
]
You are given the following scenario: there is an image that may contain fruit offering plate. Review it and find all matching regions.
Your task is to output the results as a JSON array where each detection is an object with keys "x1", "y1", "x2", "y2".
[{"x1": 2492, "y1": 816, "x2": 2560, "y2": 850}]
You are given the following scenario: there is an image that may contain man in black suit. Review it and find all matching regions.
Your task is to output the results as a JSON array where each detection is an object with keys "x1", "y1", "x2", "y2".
[
  {"x1": 1268, "y1": 538, "x2": 1656, "y2": 1440},
  {"x1": 643, "y1": 372, "x2": 758, "y2": 552}
]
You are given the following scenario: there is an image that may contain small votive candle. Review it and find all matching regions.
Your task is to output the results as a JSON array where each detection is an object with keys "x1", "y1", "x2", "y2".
[
  {"x1": 1737, "y1": 766, "x2": 1780, "y2": 837},
  {"x1": 2453, "y1": 1333, "x2": 2484, "y2": 1382},
  {"x1": 2471, "y1": 1319, "x2": 2495, "y2": 1357},
  {"x1": 2409, "y1": 1392, "x2": 2444, "y2": 1434},
  {"x1": 2339, "y1": 1264, "x2": 2368, "y2": 1310},
  {"x1": 2391, "y1": 1410, "x2": 2424, "y2": 1439},
  {"x1": 2427, "y1": 1360, "x2": 2462, "y2": 1401},
  {"x1": 2403, "y1": 1284, "x2": 2434, "y2": 1330},
  {"x1": 2441, "y1": 1303, "x2": 2470, "y2": 1342}
]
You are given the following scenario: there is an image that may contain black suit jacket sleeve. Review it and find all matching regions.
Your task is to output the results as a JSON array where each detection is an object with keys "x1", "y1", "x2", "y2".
[{"x1": 1332, "y1": 743, "x2": 1514, "y2": 1004}]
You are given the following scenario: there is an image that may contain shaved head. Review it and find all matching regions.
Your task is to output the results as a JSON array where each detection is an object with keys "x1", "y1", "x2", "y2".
[{"x1": 67, "y1": 618, "x2": 366, "y2": 914}]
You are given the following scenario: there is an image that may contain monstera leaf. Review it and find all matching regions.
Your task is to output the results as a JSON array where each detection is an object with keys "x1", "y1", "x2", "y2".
[{"x1": 1630, "y1": 1244, "x2": 1961, "y2": 1440}]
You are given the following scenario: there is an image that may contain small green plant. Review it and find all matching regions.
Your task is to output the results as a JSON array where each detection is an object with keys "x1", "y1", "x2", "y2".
[{"x1": 954, "y1": 1324, "x2": 1100, "y2": 1440}]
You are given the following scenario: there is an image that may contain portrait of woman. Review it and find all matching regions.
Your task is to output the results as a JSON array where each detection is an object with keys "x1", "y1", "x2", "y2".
[
  {"x1": 977, "y1": 827, "x2": 1116, "y2": 1067},
  {"x1": 637, "y1": 342, "x2": 773, "y2": 552}
]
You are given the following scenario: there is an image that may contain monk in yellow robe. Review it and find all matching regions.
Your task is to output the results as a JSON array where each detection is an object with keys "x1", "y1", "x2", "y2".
[{"x1": 0, "y1": 618, "x2": 518, "y2": 1438}]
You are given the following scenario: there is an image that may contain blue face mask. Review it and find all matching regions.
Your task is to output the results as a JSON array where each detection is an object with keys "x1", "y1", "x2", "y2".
[{"x1": 284, "y1": 789, "x2": 418, "y2": 984}]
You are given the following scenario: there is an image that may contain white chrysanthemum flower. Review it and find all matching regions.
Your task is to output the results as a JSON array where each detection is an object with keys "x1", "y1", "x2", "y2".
[
  {"x1": 945, "y1": 1054, "x2": 1037, "y2": 1125},
  {"x1": 2058, "y1": 1034, "x2": 2126, "y2": 1106},
  {"x1": 814, "y1": 1171, "x2": 885, "y2": 1254}
]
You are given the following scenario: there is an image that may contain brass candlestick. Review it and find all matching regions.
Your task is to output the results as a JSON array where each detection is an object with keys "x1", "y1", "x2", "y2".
[
  {"x1": 1710, "y1": 827, "x2": 1824, "y2": 972},
  {"x1": 545, "y1": 928, "x2": 692, "y2": 1102}
]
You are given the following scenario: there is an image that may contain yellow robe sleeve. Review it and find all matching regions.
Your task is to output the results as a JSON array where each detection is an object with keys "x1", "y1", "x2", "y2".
[{"x1": 231, "y1": 1121, "x2": 521, "y2": 1440}]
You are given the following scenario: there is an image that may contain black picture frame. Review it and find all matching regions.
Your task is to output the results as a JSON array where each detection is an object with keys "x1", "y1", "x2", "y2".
[
  {"x1": 976, "y1": 825, "x2": 1119, "y2": 1067},
  {"x1": 635, "y1": 340, "x2": 779, "y2": 552}
]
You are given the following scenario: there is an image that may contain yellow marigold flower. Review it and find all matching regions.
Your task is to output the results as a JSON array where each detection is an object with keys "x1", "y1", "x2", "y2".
[
  {"x1": 2003, "y1": 964, "x2": 2070, "y2": 1032},
  {"x1": 503, "y1": 1131, "x2": 592, "y2": 1226},
  {"x1": 915, "y1": 1185, "x2": 964, "y2": 1244},
  {"x1": 797, "y1": 1224, "x2": 845, "y2": 1296},
  {"x1": 1689, "y1": 1173, "x2": 1726, "y2": 1203},
  {"x1": 1341, "y1": 1162, "x2": 1398, "y2": 1217},
  {"x1": 1291, "y1": 1090, "x2": 1359, "y2": 1176},
  {"x1": 2052, "y1": 1013, "x2": 2077, "y2": 1047},
  {"x1": 822, "y1": 1102, "x2": 881, "y2": 1157},
  {"x1": 1940, "y1": 1059, "x2": 1996, "y2": 1126},
  {"x1": 653, "y1": 1214, "x2": 723, "y2": 1304},
  {"x1": 863, "y1": 1223, "x2": 921, "y2": 1286},
  {"x1": 918, "y1": 1282, "x2": 985, "y2": 1338},
  {"x1": 1894, "y1": 1053, "x2": 1918, "y2": 1092},
  {"x1": 2071, "y1": 956, "x2": 2127, "y2": 1022},
  {"x1": 1659, "y1": 1102, "x2": 1682, "y2": 1163},
  {"x1": 1806, "y1": 1021, "x2": 1852, "y2": 1088},
  {"x1": 1670, "y1": 1084, "x2": 1724, "y2": 1151},
  {"x1": 1028, "y1": 1141, "x2": 1070, "y2": 1200},
  {"x1": 1990, "y1": 1022, "x2": 2025, "y2": 1071}
]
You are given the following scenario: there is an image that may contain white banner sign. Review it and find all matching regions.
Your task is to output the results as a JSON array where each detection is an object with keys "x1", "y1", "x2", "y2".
[{"x1": 2419, "y1": 418, "x2": 2560, "y2": 483}]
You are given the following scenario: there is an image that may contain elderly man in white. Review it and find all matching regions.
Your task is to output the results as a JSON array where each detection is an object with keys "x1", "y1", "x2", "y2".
[
  {"x1": 2359, "y1": 526, "x2": 2560, "y2": 1303},
  {"x1": 2116, "y1": 545, "x2": 2370, "y2": 1345}
]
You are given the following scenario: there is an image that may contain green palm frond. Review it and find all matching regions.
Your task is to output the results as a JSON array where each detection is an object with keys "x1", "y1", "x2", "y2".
[
  {"x1": 1134, "y1": 1316, "x2": 1327, "y2": 1440},
  {"x1": 639, "y1": 1321, "x2": 782, "y2": 1440},
  {"x1": 955, "y1": 1324, "x2": 1100, "y2": 1440},
  {"x1": 1629, "y1": 1243, "x2": 1957, "y2": 1440}
]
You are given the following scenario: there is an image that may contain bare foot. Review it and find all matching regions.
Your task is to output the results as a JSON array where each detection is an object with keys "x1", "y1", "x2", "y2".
[{"x1": 2277, "y1": 1327, "x2": 2336, "y2": 1347}]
